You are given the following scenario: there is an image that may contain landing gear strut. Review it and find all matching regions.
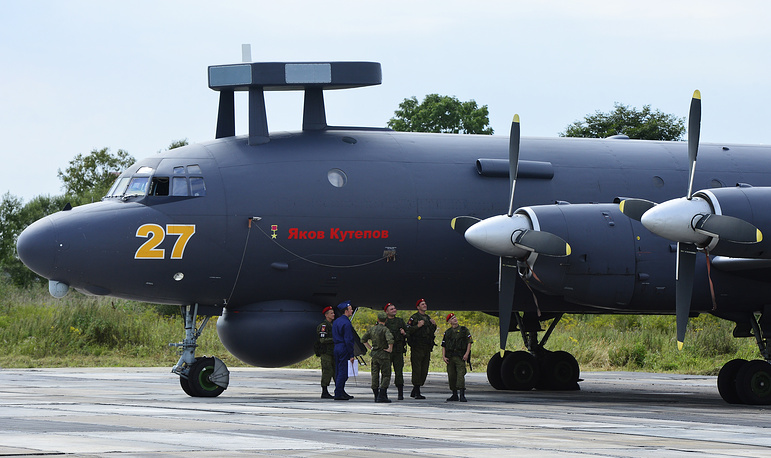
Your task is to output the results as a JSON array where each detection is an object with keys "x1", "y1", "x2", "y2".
[
  {"x1": 717, "y1": 310, "x2": 771, "y2": 405},
  {"x1": 487, "y1": 312, "x2": 580, "y2": 391},
  {"x1": 171, "y1": 304, "x2": 230, "y2": 397}
]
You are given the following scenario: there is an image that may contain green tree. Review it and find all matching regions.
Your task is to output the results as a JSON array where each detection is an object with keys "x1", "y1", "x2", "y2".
[
  {"x1": 57, "y1": 147, "x2": 136, "y2": 200},
  {"x1": 168, "y1": 139, "x2": 188, "y2": 150},
  {"x1": 387, "y1": 94, "x2": 494, "y2": 134},
  {"x1": 560, "y1": 103, "x2": 685, "y2": 141}
]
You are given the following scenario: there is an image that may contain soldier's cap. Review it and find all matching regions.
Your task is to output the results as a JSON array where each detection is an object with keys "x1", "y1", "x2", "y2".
[
  {"x1": 377, "y1": 312, "x2": 388, "y2": 322},
  {"x1": 322, "y1": 306, "x2": 333, "y2": 315},
  {"x1": 416, "y1": 298, "x2": 425, "y2": 308},
  {"x1": 337, "y1": 300, "x2": 352, "y2": 311},
  {"x1": 446, "y1": 313, "x2": 455, "y2": 322},
  {"x1": 384, "y1": 302, "x2": 394, "y2": 312}
]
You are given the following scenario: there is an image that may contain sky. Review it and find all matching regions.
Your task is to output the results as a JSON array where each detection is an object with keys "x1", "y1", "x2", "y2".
[{"x1": 2, "y1": 0, "x2": 771, "y2": 202}]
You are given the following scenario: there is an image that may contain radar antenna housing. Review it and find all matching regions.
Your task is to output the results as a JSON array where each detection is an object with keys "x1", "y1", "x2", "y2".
[{"x1": 208, "y1": 62, "x2": 382, "y2": 145}]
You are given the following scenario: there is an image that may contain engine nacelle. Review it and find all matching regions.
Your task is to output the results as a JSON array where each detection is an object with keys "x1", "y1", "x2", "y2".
[
  {"x1": 217, "y1": 300, "x2": 320, "y2": 367},
  {"x1": 696, "y1": 187, "x2": 771, "y2": 258},
  {"x1": 517, "y1": 203, "x2": 638, "y2": 308}
]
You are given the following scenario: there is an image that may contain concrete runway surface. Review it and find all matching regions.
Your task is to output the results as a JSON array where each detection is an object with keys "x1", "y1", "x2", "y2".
[{"x1": 0, "y1": 367, "x2": 769, "y2": 457}]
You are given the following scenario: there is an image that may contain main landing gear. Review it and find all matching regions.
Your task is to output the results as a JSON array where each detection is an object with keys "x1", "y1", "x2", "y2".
[
  {"x1": 171, "y1": 304, "x2": 230, "y2": 397},
  {"x1": 716, "y1": 311, "x2": 771, "y2": 405},
  {"x1": 486, "y1": 312, "x2": 580, "y2": 391}
]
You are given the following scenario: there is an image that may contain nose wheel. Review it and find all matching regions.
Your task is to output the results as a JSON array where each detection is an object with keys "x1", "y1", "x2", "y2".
[{"x1": 171, "y1": 304, "x2": 230, "y2": 397}]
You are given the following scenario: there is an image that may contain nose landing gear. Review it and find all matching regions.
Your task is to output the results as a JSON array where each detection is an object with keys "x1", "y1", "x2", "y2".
[{"x1": 171, "y1": 304, "x2": 230, "y2": 397}]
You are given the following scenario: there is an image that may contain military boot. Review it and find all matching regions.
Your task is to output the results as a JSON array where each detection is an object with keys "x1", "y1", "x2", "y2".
[
  {"x1": 414, "y1": 386, "x2": 426, "y2": 400},
  {"x1": 372, "y1": 388, "x2": 379, "y2": 401},
  {"x1": 396, "y1": 384, "x2": 404, "y2": 400},
  {"x1": 446, "y1": 390, "x2": 459, "y2": 401},
  {"x1": 459, "y1": 388, "x2": 467, "y2": 402},
  {"x1": 410, "y1": 386, "x2": 417, "y2": 398},
  {"x1": 376, "y1": 388, "x2": 392, "y2": 403},
  {"x1": 321, "y1": 386, "x2": 333, "y2": 399}
]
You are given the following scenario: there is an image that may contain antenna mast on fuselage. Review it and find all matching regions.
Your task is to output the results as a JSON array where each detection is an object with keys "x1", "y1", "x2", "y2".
[{"x1": 208, "y1": 54, "x2": 381, "y2": 145}]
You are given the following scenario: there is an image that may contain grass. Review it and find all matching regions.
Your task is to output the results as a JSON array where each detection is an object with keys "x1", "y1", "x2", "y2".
[{"x1": 0, "y1": 280, "x2": 761, "y2": 375}]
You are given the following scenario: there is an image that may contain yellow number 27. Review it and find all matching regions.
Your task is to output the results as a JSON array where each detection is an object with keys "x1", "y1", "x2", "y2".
[{"x1": 135, "y1": 224, "x2": 196, "y2": 259}]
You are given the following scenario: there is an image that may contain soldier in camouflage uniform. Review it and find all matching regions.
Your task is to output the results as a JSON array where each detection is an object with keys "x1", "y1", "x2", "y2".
[
  {"x1": 383, "y1": 302, "x2": 407, "y2": 400},
  {"x1": 361, "y1": 312, "x2": 395, "y2": 403},
  {"x1": 406, "y1": 298, "x2": 437, "y2": 399},
  {"x1": 316, "y1": 306, "x2": 336, "y2": 399},
  {"x1": 441, "y1": 313, "x2": 473, "y2": 402}
]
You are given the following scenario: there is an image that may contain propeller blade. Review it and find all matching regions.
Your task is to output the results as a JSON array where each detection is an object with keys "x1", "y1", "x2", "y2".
[
  {"x1": 498, "y1": 259, "x2": 517, "y2": 355},
  {"x1": 507, "y1": 115, "x2": 520, "y2": 217},
  {"x1": 619, "y1": 198, "x2": 657, "y2": 221},
  {"x1": 675, "y1": 242, "x2": 697, "y2": 349},
  {"x1": 686, "y1": 90, "x2": 701, "y2": 199},
  {"x1": 451, "y1": 216, "x2": 481, "y2": 236},
  {"x1": 513, "y1": 230, "x2": 572, "y2": 257},
  {"x1": 693, "y1": 213, "x2": 763, "y2": 244}
]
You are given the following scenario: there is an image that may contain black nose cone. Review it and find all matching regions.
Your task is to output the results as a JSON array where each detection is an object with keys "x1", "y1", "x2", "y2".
[{"x1": 16, "y1": 217, "x2": 57, "y2": 279}]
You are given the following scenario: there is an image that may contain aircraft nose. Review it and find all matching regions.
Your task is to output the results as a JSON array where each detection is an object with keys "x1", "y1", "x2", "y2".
[{"x1": 16, "y1": 217, "x2": 58, "y2": 279}]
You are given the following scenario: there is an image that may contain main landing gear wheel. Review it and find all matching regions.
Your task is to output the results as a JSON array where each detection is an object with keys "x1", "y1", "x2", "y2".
[
  {"x1": 540, "y1": 350, "x2": 580, "y2": 391},
  {"x1": 735, "y1": 360, "x2": 771, "y2": 405},
  {"x1": 500, "y1": 350, "x2": 540, "y2": 390},
  {"x1": 717, "y1": 358, "x2": 747, "y2": 404},
  {"x1": 487, "y1": 351, "x2": 512, "y2": 390}
]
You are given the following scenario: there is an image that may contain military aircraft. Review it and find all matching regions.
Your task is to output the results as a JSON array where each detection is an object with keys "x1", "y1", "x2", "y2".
[{"x1": 15, "y1": 59, "x2": 771, "y2": 405}]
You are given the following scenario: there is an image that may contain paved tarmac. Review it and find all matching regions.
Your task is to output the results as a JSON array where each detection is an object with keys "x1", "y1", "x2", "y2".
[{"x1": 0, "y1": 367, "x2": 769, "y2": 457}]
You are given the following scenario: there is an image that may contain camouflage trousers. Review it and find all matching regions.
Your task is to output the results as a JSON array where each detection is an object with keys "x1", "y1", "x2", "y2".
[
  {"x1": 320, "y1": 353, "x2": 335, "y2": 387},
  {"x1": 371, "y1": 351, "x2": 392, "y2": 390},
  {"x1": 446, "y1": 355, "x2": 467, "y2": 390}
]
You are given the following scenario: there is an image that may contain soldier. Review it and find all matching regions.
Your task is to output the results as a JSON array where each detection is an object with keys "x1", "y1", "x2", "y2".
[
  {"x1": 332, "y1": 300, "x2": 356, "y2": 400},
  {"x1": 406, "y1": 298, "x2": 437, "y2": 399},
  {"x1": 316, "y1": 306, "x2": 336, "y2": 399},
  {"x1": 383, "y1": 302, "x2": 407, "y2": 400},
  {"x1": 441, "y1": 313, "x2": 473, "y2": 402},
  {"x1": 361, "y1": 312, "x2": 395, "y2": 403}
]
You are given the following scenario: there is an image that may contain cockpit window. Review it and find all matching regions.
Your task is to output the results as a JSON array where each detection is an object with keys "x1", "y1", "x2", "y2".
[
  {"x1": 125, "y1": 177, "x2": 150, "y2": 197},
  {"x1": 173, "y1": 166, "x2": 185, "y2": 175},
  {"x1": 136, "y1": 166, "x2": 154, "y2": 175},
  {"x1": 190, "y1": 177, "x2": 206, "y2": 196},
  {"x1": 187, "y1": 164, "x2": 202, "y2": 175},
  {"x1": 171, "y1": 176, "x2": 188, "y2": 196},
  {"x1": 150, "y1": 177, "x2": 170, "y2": 196},
  {"x1": 106, "y1": 177, "x2": 131, "y2": 197}
]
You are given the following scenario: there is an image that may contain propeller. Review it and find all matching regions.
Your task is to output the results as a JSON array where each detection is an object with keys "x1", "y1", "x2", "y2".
[
  {"x1": 619, "y1": 91, "x2": 762, "y2": 348},
  {"x1": 452, "y1": 115, "x2": 570, "y2": 356}
]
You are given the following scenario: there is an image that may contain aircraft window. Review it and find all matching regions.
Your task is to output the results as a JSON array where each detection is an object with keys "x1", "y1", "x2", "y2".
[
  {"x1": 187, "y1": 164, "x2": 202, "y2": 175},
  {"x1": 173, "y1": 166, "x2": 185, "y2": 175},
  {"x1": 190, "y1": 177, "x2": 206, "y2": 196},
  {"x1": 109, "y1": 177, "x2": 131, "y2": 197},
  {"x1": 150, "y1": 177, "x2": 170, "y2": 196},
  {"x1": 136, "y1": 166, "x2": 154, "y2": 175},
  {"x1": 328, "y1": 168, "x2": 347, "y2": 187},
  {"x1": 172, "y1": 177, "x2": 188, "y2": 196},
  {"x1": 710, "y1": 179, "x2": 724, "y2": 188},
  {"x1": 125, "y1": 177, "x2": 150, "y2": 196}
]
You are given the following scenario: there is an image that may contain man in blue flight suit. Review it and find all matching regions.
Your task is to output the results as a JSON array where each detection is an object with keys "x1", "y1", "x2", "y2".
[{"x1": 332, "y1": 300, "x2": 356, "y2": 400}]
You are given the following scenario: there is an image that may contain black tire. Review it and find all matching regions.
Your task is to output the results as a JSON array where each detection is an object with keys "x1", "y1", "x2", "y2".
[
  {"x1": 542, "y1": 351, "x2": 580, "y2": 391},
  {"x1": 179, "y1": 374, "x2": 196, "y2": 397},
  {"x1": 717, "y1": 358, "x2": 747, "y2": 404},
  {"x1": 188, "y1": 357, "x2": 226, "y2": 397},
  {"x1": 486, "y1": 351, "x2": 511, "y2": 390},
  {"x1": 736, "y1": 360, "x2": 771, "y2": 405},
  {"x1": 500, "y1": 350, "x2": 540, "y2": 391}
]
